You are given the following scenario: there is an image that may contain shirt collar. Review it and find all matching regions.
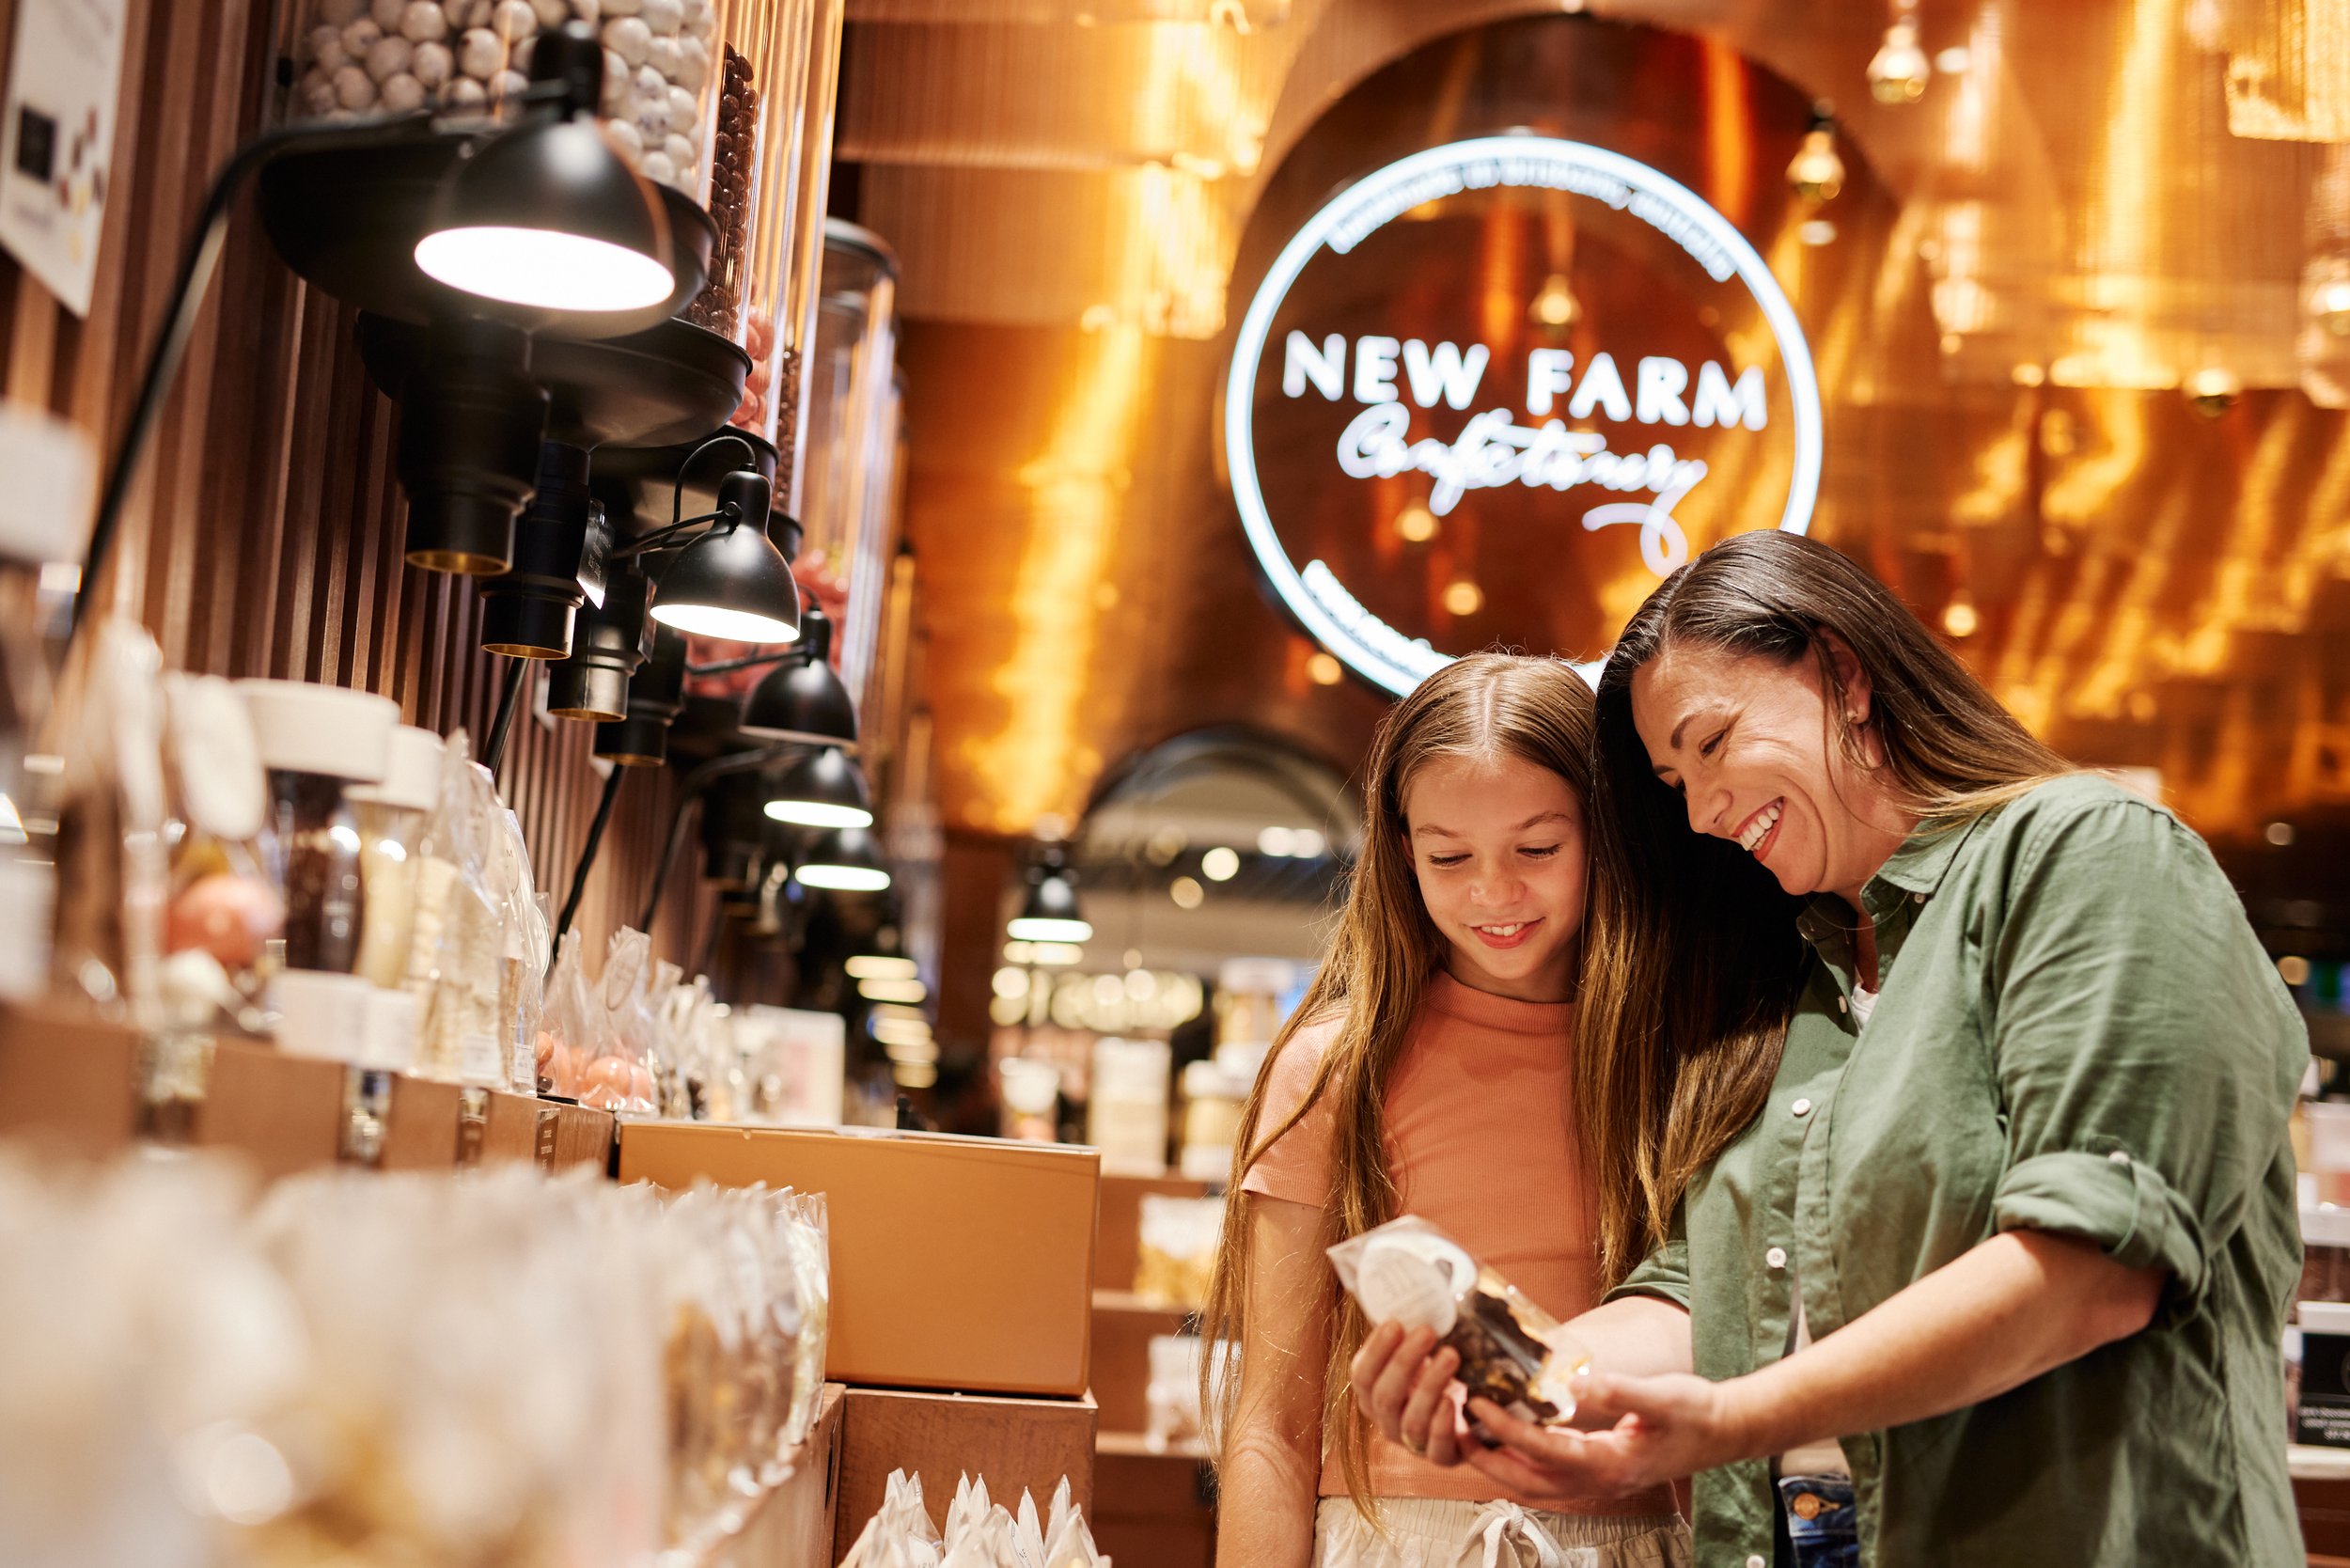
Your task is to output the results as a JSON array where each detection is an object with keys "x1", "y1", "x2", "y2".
[{"x1": 1793, "y1": 813, "x2": 1986, "y2": 947}]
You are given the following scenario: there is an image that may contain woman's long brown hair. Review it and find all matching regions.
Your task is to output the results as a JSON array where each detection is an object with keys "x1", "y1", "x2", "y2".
[
  {"x1": 1198, "y1": 653, "x2": 1598, "y2": 1513},
  {"x1": 1578, "y1": 530, "x2": 2073, "y2": 1289}
]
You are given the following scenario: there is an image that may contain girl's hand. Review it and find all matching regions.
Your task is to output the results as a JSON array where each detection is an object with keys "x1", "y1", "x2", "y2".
[
  {"x1": 1349, "y1": 1321, "x2": 1465, "y2": 1466},
  {"x1": 1460, "y1": 1372, "x2": 1754, "y2": 1497}
]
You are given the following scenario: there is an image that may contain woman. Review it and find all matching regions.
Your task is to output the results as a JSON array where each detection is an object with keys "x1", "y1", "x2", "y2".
[
  {"x1": 1202, "y1": 654, "x2": 1692, "y2": 1568},
  {"x1": 1354, "y1": 532, "x2": 2306, "y2": 1566}
]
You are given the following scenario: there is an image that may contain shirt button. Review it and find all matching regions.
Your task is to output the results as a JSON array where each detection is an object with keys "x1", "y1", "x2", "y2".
[
  {"x1": 2109, "y1": 1150, "x2": 2131, "y2": 1166},
  {"x1": 1766, "y1": 1246, "x2": 1788, "y2": 1270},
  {"x1": 1793, "y1": 1098, "x2": 1813, "y2": 1118},
  {"x1": 1836, "y1": 996, "x2": 1848, "y2": 1014},
  {"x1": 1914, "y1": 891, "x2": 1926, "y2": 903}
]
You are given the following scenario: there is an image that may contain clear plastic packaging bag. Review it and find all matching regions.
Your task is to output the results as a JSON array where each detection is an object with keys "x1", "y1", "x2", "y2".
[
  {"x1": 1328, "y1": 1215, "x2": 1591, "y2": 1426},
  {"x1": 540, "y1": 927, "x2": 594, "y2": 1098},
  {"x1": 582, "y1": 928, "x2": 659, "y2": 1114},
  {"x1": 488, "y1": 808, "x2": 547, "y2": 1093},
  {"x1": 408, "y1": 733, "x2": 507, "y2": 1086}
]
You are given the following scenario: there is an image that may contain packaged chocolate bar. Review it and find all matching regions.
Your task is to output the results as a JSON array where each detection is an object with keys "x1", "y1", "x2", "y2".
[{"x1": 1329, "y1": 1215, "x2": 1591, "y2": 1426}]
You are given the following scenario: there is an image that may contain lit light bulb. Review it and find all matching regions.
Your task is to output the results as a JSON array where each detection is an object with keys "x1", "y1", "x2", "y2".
[
  {"x1": 1941, "y1": 593, "x2": 1979, "y2": 638},
  {"x1": 1867, "y1": 17, "x2": 1932, "y2": 104},
  {"x1": 1528, "y1": 272, "x2": 1581, "y2": 329},
  {"x1": 1396, "y1": 499, "x2": 1438, "y2": 542},
  {"x1": 1787, "y1": 122, "x2": 1845, "y2": 203},
  {"x1": 1306, "y1": 651, "x2": 1343, "y2": 685},
  {"x1": 2185, "y1": 365, "x2": 2241, "y2": 417},
  {"x1": 1442, "y1": 579, "x2": 1484, "y2": 617}
]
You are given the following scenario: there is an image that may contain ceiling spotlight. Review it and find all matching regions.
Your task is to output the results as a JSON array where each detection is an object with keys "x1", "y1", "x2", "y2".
[
  {"x1": 1787, "y1": 112, "x2": 1846, "y2": 203},
  {"x1": 1009, "y1": 858, "x2": 1091, "y2": 943},
  {"x1": 414, "y1": 26, "x2": 676, "y2": 314},
  {"x1": 794, "y1": 823, "x2": 892, "y2": 892},
  {"x1": 859, "y1": 977, "x2": 929, "y2": 1005},
  {"x1": 593, "y1": 623, "x2": 687, "y2": 766},
  {"x1": 764, "y1": 746, "x2": 873, "y2": 830},
  {"x1": 1867, "y1": 15, "x2": 1932, "y2": 104},
  {"x1": 847, "y1": 953, "x2": 919, "y2": 982},
  {"x1": 1528, "y1": 271, "x2": 1581, "y2": 329},
  {"x1": 740, "y1": 598, "x2": 857, "y2": 745},
  {"x1": 1201, "y1": 846, "x2": 1240, "y2": 882}
]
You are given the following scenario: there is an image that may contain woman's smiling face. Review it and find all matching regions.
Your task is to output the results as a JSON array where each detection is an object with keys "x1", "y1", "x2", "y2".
[
  {"x1": 1400, "y1": 752, "x2": 1588, "y2": 1003},
  {"x1": 1630, "y1": 637, "x2": 1905, "y2": 902}
]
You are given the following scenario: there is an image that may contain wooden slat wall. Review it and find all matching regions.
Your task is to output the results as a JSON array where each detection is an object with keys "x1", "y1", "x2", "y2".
[{"x1": 0, "y1": 0, "x2": 713, "y2": 971}]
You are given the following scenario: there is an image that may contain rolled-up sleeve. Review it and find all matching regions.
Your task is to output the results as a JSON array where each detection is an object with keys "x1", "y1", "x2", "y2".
[
  {"x1": 1605, "y1": 1203, "x2": 1693, "y2": 1311},
  {"x1": 1985, "y1": 797, "x2": 2304, "y2": 1324}
]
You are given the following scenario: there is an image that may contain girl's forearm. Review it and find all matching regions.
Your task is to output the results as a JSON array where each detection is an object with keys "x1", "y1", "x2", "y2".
[
  {"x1": 1213, "y1": 1427, "x2": 1322, "y2": 1568},
  {"x1": 1720, "y1": 1230, "x2": 2163, "y2": 1459}
]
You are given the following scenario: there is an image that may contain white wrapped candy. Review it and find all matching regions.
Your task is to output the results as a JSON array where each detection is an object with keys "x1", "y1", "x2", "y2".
[
  {"x1": 603, "y1": 118, "x2": 643, "y2": 161},
  {"x1": 381, "y1": 71, "x2": 427, "y2": 112},
  {"x1": 308, "y1": 24, "x2": 350, "y2": 71},
  {"x1": 645, "y1": 34, "x2": 679, "y2": 78},
  {"x1": 512, "y1": 32, "x2": 534, "y2": 70},
  {"x1": 492, "y1": 0, "x2": 535, "y2": 40},
  {"x1": 641, "y1": 0, "x2": 680, "y2": 37},
  {"x1": 372, "y1": 0, "x2": 405, "y2": 29},
  {"x1": 601, "y1": 46, "x2": 630, "y2": 109},
  {"x1": 443, "y1": 0, "x2": 490, "y2": 26},
  {"x1": 412, "y1": 39, "x2": 453, "y2": 87},
  {"x1": 666, "y1": 84, "x2": 695, "y2": 129},
  {"x1": 400, "y1": 1, "x2": 447, "y2": 41},
  {"x1": 321, "y1": 0, "x2": 365, "y2": 23},
  {"x1": 633, "y1": 64, "x2": 667, "y2": 131},
  {"x1": 299, "y1": 67, "x2": 338, "y2": 116},
  {"x1": 601, "y1": 0, "x2": 640, "y2": 16},
  {"x1": 662, "y1": 132, "x2": 692, "y2": 170},
  {"x1": 333, "y1": 64, "x2": 377, "y2": 109},
  {"x1": 570, "y1": 0, "x2": 599, "y2": 21},
  {"x1": 445, "y1": 74, "x2": 487, "y2": 106},
  {"x1": 530, "y1": 0, "x2": 567, "y2": 24},
  {"x1": 682, "y1": 0, "x2": 709, "y2": 32},
  {"x1": 491, "y1": 68, "x2": 529, "y2": 99},
  {"x1": 365, "y1": 35, "x2": 413, "y2": 81},
  {"x1": 457, "y1": 26, "x2": 503, "y2": 78},
  {"x1": 639, "y1": 149, "x2": 674, "y2": 185},
  {"x1": 676, "y1": 32, "x2": 706, "y2": 91},
  {"x1": 603, "y1": 15, "x2": 650, "y2": 67},
  {"x1": 342, "y1": 16, "x2": 384, "y2": 54}
]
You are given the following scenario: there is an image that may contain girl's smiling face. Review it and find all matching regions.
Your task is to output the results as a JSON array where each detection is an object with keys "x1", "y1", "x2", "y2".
[{"x1": 1401, "y1": 753, "x2": 1589, "y2": 1004}]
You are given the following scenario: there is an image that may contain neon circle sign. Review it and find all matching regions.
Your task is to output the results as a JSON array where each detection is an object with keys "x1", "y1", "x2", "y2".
[{"x1": 1224, "y1": 134, "x2": 1824, "y2": 694}]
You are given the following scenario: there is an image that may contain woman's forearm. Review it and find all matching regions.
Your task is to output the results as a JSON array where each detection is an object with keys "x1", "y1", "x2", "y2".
[
  {"x1": 1722, "y1": 1230, "x2": 2163, "y2": 1458},
  {"x1": 1214, "y1": 1425, "x2": 1321, "y2": 1568},
  {"x1": 1571, "y1": 1294, "x2": 1696, "y2": 1379}
]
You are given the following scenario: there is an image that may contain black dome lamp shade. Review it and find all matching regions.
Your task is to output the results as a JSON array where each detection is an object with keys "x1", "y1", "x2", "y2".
[
  {"x1": 764, "y1": 746, "x2": 873, "y2": 830},
  {"x1": 795, "y1": 823, "x2": 892, "y2": 893},
  {"x1": 413, "y1": 25, "x2": 675, "y2": 317},
  {"x1": 1009, "y1": 865, "x2": 1091, "y2": 943},
  {"x1": 740, "y1": 598, "x2": 856, "y2": 745},
  {"x1": 648, "y1": 473, "x2": 803, "y2": 644}
]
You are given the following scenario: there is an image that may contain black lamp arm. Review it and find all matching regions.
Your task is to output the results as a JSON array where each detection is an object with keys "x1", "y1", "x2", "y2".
[
  {"x1": 685, "y1": 647, "x2": 797, "y2": 678},
  {"x1": 550, "y1": 762, "x2": 626, "y2": 956},
  {"x1": 635, "y1": 742, "x2": 806, "y2": 932},
  {"x1": 610, "y1": 506, "x2": 737, "y2": 561}
]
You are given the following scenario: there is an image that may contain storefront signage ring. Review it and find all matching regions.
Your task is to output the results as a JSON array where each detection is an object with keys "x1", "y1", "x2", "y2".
[{"x1": 1223, "y1": 134, "x2": 1824, "y2": 695}]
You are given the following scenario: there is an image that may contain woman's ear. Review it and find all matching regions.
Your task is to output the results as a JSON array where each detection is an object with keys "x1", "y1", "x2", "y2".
[{"x1": 1817, "y1": 629, "x2": 1872, "y2": 725}]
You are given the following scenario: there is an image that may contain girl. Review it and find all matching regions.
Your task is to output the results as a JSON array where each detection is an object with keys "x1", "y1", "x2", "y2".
[
  {"x1": 1357, "y1": 533, "x2": 2305, "y2": 1567},
  {"x1": 1202, "y1": 653, "x2": 1693, "y2": 1568}
]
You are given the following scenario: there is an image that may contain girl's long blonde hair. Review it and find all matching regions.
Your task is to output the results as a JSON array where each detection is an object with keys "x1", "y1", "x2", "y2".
[{"x1": 1198, "y1": 653, "x2": 1598, "y2": 1511}]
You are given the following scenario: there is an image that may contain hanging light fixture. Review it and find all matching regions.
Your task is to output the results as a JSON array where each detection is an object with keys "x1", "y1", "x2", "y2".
[
  {"x1": 739, "y1": 597, "x2": 858, "y2": 745},
  {"x1": 645, "y1": 471, "x2": 802, "y2": 644},
  {"x1": 545, "y1": 564, "x2": 650, "y2": 722},
  {"x1": 1528, "y1": 272, "x2": 1580, "y2": 329},
  {"x1": 412, "y1": 26, "x2": 674, "y2": 315},
  {"x1": 1866, "y1": 10, "x2": 1933, "y2": 104},
  {"x1": 594, "y1": 624, "x2": 688, "y2": 766},
  {"x1": 764, "y1": 746, "x2": 873, "y2": 830},
  {"x1": 1787, "y1": 109, "x2": 1846, "y2": 203},
  {"x1": 1009, "y1": 858, "x2": 1092, "y2": 943},
  {"x1": 795, "y1": 824, "x2": 892, "y2": 893}
]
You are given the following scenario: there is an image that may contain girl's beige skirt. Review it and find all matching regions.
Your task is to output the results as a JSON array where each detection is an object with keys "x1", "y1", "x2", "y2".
[{"x1": 1310, "y1": 1497, "x2": 1692, "y2": 1568}]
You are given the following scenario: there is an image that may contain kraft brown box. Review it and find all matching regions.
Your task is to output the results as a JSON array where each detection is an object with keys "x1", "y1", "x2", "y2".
[
  {"x1": 193, "y1": 1039, "x2": 344, "y2": 1181},
  {"x1": 478, "y1": 1089, "x2": 545, "y2": 1165},
  {"x1": 550, "y1": 1102, "x2": 615, "y2": 1170},
  {"x1": 619, "y1": 1122, "x2": 1101, "y2": 1397},
  {"x1": 831, "y1": 1387, "x2": 1097, "y2": 1565},
  {"x1": 713, "y1": 1383, "x2": 845, "y2": 1568},
  {"x1": 1095, "y1": 1173, "x2": 1209, "y2": 1296},
  {"x1": 0, "y1": 1002, "x2": 143, "y2": 1160},
  {"x1": 379, "y1": 1073, "x2": 462, "y2": 1169}
]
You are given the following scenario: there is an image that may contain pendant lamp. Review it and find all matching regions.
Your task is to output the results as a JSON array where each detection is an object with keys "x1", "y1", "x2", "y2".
[
  {"x1": 795, "y1": 824, "x2": 892, "y2": 893},
  {"x1": 764, "y1": 746, "x2": 872, "y2": 830}
]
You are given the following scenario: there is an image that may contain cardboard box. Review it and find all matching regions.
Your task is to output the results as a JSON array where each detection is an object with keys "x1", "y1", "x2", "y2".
[
  {"x1": 379, "y1": 1073, "x2": 462, "y2": 1170},
  {"x1": 1095, "y1": 1174, "x2": 1210, "y2": 1297},
  {"x1": 831, "y1": 1387, "x2": 1096, "y2": 1564},
  {"x1": 550, "y1": 1102, "x2": 615, "y2": 1171},
  {"x1": 620, "y1": 1122, "x2": 1100, "y2": 1397},
  {"x1": 1091, "y1": 1294, "x2": 1190, "y2": 1435},
  {"x1": 0, "y1": 1003, "x2": 142, "y2": 1160},
  {"x1": 1093, "y1": 1444, "x2": 1214, "y2": 1568},
  {"x1": 712, "y1": 1383, "x2": 845, "y2": 1568},
  {"x1": 192, "y1": 1039, "x2": 345, "y2": 1181},
  {"x1": 478, "y1": 1089, "x2": 546, "y2": 1165}
]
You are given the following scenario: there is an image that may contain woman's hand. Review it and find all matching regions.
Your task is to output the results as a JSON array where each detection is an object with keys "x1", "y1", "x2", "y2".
[
  {"x1": 1349, "y1": 1321, "x2": 1465, "y2": 1465},
  {"x1": 1460, "y1": 1372, "x2": 1753, "y2": 1497}
]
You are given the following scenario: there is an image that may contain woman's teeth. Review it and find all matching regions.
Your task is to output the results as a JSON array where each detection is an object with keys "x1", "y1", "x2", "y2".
[
  {"x1": 1736, "y1": 800, "x2": 1783, "y2": 853},
  {"x1": 1477, "y1": 923, "x2": 1525, "y2": 936}
]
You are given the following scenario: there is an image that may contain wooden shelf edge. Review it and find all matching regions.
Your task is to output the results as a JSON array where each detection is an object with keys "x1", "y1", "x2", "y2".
[{"x1": 1095, "y1": 1433, "x2": 1209, "y2": 1461}]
